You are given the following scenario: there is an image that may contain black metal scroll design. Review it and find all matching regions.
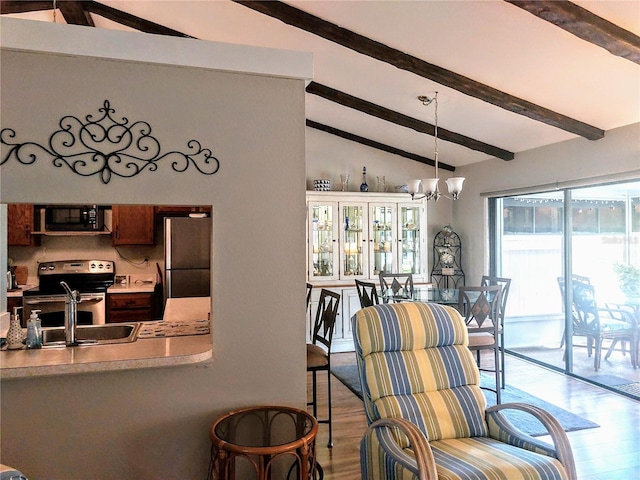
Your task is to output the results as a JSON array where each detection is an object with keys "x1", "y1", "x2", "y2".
[{"x1": 0, "y1": 100, "x2": 220, "y2": 184}]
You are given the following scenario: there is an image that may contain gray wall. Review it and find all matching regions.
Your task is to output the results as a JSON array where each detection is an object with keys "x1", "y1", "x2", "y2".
[{"x1": 1, "y1": 24, "x2": 308, "y2": 479}]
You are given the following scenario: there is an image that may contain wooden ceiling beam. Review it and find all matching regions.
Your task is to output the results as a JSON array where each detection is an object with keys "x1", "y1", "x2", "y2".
[
  {"x1": 235, "y1": 0, "x2": 604, "y2": 141},
  {"x1": 307, "y1": 119, "x2": 456, "y2": 172},
  {"x1": 84, "y1": 1, "x2": 193, "y2": 38},
  {"x1": 58, "y1": 1, "x2": 93, "y2": 27},
  {"x1": 506, "y1": 1, "x2": 640, "y2": 65},
  {"x1": 0, "y1": 1, "x2": 193, "y2": 37},
  {"x1": 1, "y1": 1, "x2": 53, "y2": 14},
  {"x1": 307, "y1": 82, "x2": 514, "y2": 161}
]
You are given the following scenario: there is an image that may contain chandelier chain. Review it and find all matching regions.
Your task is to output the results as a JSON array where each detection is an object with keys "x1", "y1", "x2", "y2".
[{"x1": 433, "y1": 92, "x2": 439, "y2": 182}]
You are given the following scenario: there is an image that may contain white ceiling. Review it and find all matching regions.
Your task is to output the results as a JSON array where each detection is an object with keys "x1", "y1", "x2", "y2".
[{"x1": 5, "y1": 0, "x2": 640, "y2": 170}]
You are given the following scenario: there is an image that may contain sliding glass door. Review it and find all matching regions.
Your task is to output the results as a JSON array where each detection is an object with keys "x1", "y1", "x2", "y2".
[
  {"x1": 491, "y1": 180, "x2": 640, "y2": 397},
  {"x1": 496, "y1": 192, "x2": 565, "y2": 369}
]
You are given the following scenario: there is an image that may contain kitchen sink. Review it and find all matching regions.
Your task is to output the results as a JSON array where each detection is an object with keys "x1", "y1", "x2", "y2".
[{"x1": 41, "y1": 323, "x2": 142, "y2": 347}]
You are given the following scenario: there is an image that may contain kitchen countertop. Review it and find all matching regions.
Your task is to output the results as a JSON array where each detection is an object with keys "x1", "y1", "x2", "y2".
[
  {"x1": 0, "y1": 297, "x2": 212, "y2": 379},
  {"x1": 107, "y1": 282, "x2": 156, "y2": 294},
  {"x1": 6, "y1": 285, "x2": 36, "y2": 297},
  {"x1": 6, "y1": 277, "x2": 156, "y2": 296},
  {"x1": 108, "y1": 273, "x2": 157, "y2": 293}
]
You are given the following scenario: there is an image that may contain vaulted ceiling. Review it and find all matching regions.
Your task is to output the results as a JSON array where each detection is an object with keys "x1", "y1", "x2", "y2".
[{"x1": 2, "y1": 0, "x2": 639, "y2": 173}]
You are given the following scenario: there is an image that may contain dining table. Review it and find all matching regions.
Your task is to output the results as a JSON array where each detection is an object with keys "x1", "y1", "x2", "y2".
[{"x1": 380, "y1": 286, "x2": 462, "y2": 306}]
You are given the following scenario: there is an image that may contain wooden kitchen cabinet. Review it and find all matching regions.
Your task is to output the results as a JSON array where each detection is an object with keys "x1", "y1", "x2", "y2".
[
  {"x1": 6, "y1": 297, "x2": 22, "y2": 314},
  {"x1": 112, "y1": 205, "x2": 155, "y2": 245},
  {"x1": 7, "y1": 203, "x2": 39, "y2": 246},
  {"x1": 107, "y1": 292, "x2": 154, "y2": 322},
  {"x1": 155, "y1": 205, "x2": 212, "y2": 216}
]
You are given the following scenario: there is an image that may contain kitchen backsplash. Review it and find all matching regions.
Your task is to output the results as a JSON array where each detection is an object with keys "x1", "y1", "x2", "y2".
[{"x1": 8, "y1": 235, "x2": 163, "y2": 285}]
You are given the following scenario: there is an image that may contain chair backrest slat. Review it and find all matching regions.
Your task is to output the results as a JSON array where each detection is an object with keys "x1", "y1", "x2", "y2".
[
  {"x1": 355, "y1": 279, "x2": 379, "y2": 308},
  {"x1": 458, "y1": 285, "x2": 502, "y2": 329},
  {"x1": 311, "y1": 289, "x2": 341, "y2": 352},
  {"x1": 379, "y1": 273, "x2": 414, "y2": 301},
  {"x1": 480, "y1": 276, "x2": 511, "y2": 323},
  {"x1": 306, "y1": 283, "x2": 313, "y2": 313}
]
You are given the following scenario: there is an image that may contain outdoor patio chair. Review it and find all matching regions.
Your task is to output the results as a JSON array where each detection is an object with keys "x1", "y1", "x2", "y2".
[
  {"x1": 570, "y1": 281, "x2": 638, "y2": 370},
  {"x1": 557, "y1": 274, "x2": 591, "y2": 349},
  {"x1": 352, "y1": 302, "x2": 577, "y2": 480}
]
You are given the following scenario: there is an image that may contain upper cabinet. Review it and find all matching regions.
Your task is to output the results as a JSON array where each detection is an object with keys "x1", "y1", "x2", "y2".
[
  {"x1": 112, "y1": 205, "x2": 155, "y2": 245},
  {"x1": 155, "y1": 205, "x2": 211, "y2": 216},
  {"x1": 7, "y1": 203, "x2": 39, "y2": 246},
  {"x1": 307, "y1": 192, "x2": 427, "y2": 284}
]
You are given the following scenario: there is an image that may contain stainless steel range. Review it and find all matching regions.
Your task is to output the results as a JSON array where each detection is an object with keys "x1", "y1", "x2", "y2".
[{"x1": 23, "y1": 260, "x2": 115, "y2": 327}]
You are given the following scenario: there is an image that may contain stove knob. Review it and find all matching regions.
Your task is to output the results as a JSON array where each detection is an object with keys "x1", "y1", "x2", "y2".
[
  {"x1": 40, "y1": 265, "x2": 47, "y2": 271},
  {"x1": 105, "y1": 264, "x2": 112, "y2": 270},
  {"x1": 98, "y1": 263, "x2": 104, "y2": 269},
  {"x1": 49, "y1": 265, "x2": 55, "y2": 270}
]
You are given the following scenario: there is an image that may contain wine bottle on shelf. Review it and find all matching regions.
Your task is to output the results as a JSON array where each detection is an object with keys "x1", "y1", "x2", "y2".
[{"x1": 360, "y1": 166, "x2": 369, "y2": 192}]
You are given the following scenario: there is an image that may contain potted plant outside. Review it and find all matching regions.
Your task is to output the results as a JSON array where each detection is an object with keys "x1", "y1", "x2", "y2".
[{"x1": 613, "y1": 263, "x2": 640, "y2": 300}]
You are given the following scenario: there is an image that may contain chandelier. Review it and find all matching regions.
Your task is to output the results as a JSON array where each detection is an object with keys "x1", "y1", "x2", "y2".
[{"x1": 408, "y1": 92, "x2": 465, "y2": 201}]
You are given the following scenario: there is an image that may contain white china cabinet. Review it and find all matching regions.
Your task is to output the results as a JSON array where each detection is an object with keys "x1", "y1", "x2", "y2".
[{"x1": 306, "y1": 191, "x2": 427, "y2": 351}]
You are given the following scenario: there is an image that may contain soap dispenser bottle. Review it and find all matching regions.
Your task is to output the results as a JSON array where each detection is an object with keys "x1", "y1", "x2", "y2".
[
  {"x1": 26, "y1": 310, "x2": 42, "y2": 349},
  {"x1": 34, "y1": 309, "x2": 42, "y2": 345},
  {"x1": 6, "y1": 306, "x2": 25, "y2": 350}
]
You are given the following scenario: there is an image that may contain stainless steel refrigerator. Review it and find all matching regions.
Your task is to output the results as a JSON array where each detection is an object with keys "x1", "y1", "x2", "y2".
[{"x1": 164, "y1": 216, "x2": 211, "y2": 298}]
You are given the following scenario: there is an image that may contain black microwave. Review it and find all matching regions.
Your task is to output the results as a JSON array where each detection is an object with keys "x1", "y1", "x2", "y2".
[{"x1": 44, "y1": 205, "x2": 105, "y2": 231}]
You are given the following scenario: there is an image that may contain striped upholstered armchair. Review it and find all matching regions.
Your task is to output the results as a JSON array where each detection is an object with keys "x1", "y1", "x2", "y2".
[{"x1": 352, "y1": 302, "x2": 577, "y2": 480}]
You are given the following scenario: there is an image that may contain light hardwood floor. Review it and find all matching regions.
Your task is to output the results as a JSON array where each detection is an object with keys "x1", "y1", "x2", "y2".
[{"x1": 310, "y1": 351, "x2": 640, "y2": 480}]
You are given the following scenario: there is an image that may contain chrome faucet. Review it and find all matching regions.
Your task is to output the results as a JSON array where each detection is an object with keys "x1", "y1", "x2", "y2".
[{"x1": 60, "y1": 281, "x2": 81, "y2": 346}]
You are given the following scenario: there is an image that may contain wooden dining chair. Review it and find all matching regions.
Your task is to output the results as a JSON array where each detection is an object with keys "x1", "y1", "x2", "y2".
[
  {"x1": 458, "y1": 285, "x2": 503, "y2": 403},
  {"x1": 306, "y1": 288, "x2": 341, "y2": 448},
  {"x1": 306, "y1": 282, "x2": 313, "y2": 312},
  {"x1": 378, "y1": 272, "x2": 414, "y2": 303},
  {"x1": 481, "y1": 275, "x2": 511, "y2": 387},
  {"x1": 355, "y1": 279, "x2": 379, "y2": 308}
]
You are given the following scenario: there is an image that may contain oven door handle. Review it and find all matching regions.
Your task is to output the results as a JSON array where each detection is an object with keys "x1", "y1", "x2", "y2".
[{"x1": 24, "y1": 298, "x2": 66, "y2": 305}]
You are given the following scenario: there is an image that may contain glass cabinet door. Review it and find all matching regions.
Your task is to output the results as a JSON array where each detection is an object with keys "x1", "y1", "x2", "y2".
[
  {"x1": 309, "y1": 202, "x2": 338, "y2": 281},
  {"x1": 398, "y1": 203, "x2": 424, "y2": 276},
  {"x1": 370, "y1": 204, "x2": 397, "y2": 276},
  {"x1": 340, "y1": 203, "x2": 368, "y2": 279}
]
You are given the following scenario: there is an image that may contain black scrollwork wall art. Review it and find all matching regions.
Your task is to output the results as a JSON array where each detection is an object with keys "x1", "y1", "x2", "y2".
[{"x1": 1, "y1": 100, "x2": 220, "y2": 184}]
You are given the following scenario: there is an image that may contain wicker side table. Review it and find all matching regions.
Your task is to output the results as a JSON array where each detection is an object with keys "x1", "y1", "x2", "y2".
[{"x1": 208, "y1": 405, "x2": 320, "y2": 480}]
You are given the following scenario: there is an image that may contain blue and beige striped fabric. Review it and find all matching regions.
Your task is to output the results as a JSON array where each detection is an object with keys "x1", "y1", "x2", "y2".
[
  {"x1": 354, "y1": 303, "x2": 571, "y2": 480},
  {"x1": 354, "y1": 302, "x2": 487, "y2": 442}
]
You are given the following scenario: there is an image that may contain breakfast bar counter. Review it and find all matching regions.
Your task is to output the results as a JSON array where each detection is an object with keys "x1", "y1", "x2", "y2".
[
  {"x1": 0, "y1": 297, "x2": 212, "y2": 379},
  {"x1": 0, "y1": 334, "x2": 212, "y2": 379}
]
